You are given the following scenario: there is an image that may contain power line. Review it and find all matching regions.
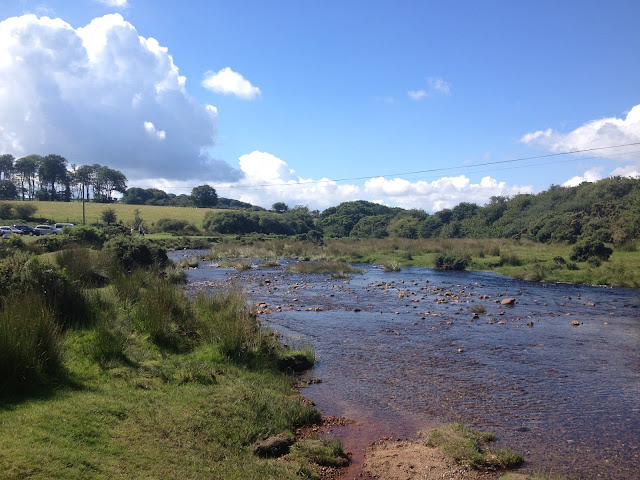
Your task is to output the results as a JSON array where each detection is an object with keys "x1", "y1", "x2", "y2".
[{"x1": 135, "y1": 141, "x2": 640, "y2": 191}]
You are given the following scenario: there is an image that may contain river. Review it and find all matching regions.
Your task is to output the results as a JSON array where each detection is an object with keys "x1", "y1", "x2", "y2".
[{"x1": 170, "y1": 251, "x2": 640, "y2": 479}]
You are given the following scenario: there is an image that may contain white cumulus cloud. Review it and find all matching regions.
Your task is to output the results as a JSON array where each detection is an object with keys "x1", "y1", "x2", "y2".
[
  {"x1": 522, "y1": 104, "x2": 640, "y2": 185},
  {"x1": 0, "y1": 13, "x2": 242, "y2": 183},
  {"x1": 521, "y1": 105, "x2": 640, "y2": 159},
  {"x1": 562, "y1": 168, "x2": 603, "y2": 187},
  {"x1": 202, "y1": 67, "x2": 261, "y2": 100},
  {"x1": 214, "y1": 151, "x2": 532, "y2": 212}
]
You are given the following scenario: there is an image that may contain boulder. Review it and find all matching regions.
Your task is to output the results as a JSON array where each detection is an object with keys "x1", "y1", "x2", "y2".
[{"x1": 501, "y1": 298, "x2": 516, "y2": 306}]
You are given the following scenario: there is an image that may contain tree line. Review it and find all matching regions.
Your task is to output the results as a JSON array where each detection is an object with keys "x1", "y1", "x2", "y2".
[
  {"x1": 0, "y1": 153, "x2": 126, "y2": 202},
  {"x1": 0, "y1": 153, "x2": 219, "y2": 208}
]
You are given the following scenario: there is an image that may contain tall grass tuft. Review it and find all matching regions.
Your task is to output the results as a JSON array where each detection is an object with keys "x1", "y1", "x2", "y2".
[
  {"x1": 0, "y1": 294, "x2": 62, "y2": 394},
  {"x1": 55, "y1": 247, "x2": 108, "y2": 288},
  {"x1": 193, "y1": 288, "x2": 262, "y2": 358},
  {"x1": 133, "y1": 278, "x2": 195, "y2": 352}
]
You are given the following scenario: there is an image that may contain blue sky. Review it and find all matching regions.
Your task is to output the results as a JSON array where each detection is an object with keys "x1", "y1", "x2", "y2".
[{"x1": 0, "y1": 0, "x2": 638, "y2": 210}]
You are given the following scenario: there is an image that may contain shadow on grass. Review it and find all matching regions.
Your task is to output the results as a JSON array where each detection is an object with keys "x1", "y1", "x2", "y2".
[{"x1": 0, "y1": 368, "x2": 86, "y2": 411}]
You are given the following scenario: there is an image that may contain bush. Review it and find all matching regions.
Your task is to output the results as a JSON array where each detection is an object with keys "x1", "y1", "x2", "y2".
[
  {"x1": 434, "y1": 253, "x2": 470, "y2": 270},
  {"x1": 570, "y1": 238, "x2": 613, "y2": 262},
  {"x1": 61, "y1": 225, "x2": 106, "y2": 248},
  {"x1": 13, "y1": 203, "x2": 38, "y2": 220},
  {"x1": 155, "y1": 218, "x2": 200, "y2": 235},
  {"x1": 55, "y1": 248, "x2": 108, "y2": 287},
  {"x1": 102, "y1": 236, "x2": 168, "y2": 272},
  {"x1": 0, "y1": 202, "x2": 12, "y2": 219},
  {"x1": 19, "y1": 258, "x2": 96, "y2": 329},
  {"x1": 101, "y1": 207, "x2": 117, "y2": 224},
  {"x1": 0, "y1": 294, "x2": 62, "y2": 394}
]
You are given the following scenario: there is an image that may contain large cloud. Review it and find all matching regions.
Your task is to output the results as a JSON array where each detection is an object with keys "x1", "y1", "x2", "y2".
[
  {"x1": 521, "y1": 105, "x2": 640, "y2": 160},
  {"x1": 0, "y1": 14, "x2": 241, "y2": 182},
  {"x1": 214, "y1": 151, "x2": 533, "y2": 212},
  {"x1": 522, "y1": 105, "x2": 640, "y2": 186}
]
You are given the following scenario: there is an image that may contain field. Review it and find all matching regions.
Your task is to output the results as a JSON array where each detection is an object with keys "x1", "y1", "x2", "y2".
[{"x1": 1, "y1": 200, "x2": 223, "y2": 228}]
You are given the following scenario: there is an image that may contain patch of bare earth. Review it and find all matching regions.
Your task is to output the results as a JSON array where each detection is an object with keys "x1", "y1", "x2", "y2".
[{"x1": 364, "y1": 439, "x2": 496, "y2": 480}]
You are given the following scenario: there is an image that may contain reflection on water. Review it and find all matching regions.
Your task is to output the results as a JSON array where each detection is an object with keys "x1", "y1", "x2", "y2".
[{"x1": 171, "y1": 252, "x2": 640, "y2": 480}]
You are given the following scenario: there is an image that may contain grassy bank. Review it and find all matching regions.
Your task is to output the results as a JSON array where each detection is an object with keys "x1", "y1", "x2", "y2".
[
  {"x1": 0, "y1": 241, "x2": 341, "y2": 479},
  {"x1": 205, "y1": 236, "x2": 640, "y2": 287}
]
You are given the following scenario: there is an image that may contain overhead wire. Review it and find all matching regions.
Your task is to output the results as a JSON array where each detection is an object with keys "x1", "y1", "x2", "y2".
[{"x1": 134, "y1": 141, "x2": 640, "y2": 191}]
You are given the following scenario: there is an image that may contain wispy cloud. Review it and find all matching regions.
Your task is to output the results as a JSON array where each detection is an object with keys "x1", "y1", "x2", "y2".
[
  {"x1": 96, "y1": 0, "x2": 129, "y2": 7},
  {"x1": 408, "y1": 77, "x2": 452, "y2": 100},
  {"x1": 202, "y1": 67, "x2": 261, "y2": 100}
]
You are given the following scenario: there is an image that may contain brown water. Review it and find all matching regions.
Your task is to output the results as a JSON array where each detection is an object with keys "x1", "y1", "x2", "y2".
[{"x1": 171, "y1": 252, "x2": 640, "y2": 479}]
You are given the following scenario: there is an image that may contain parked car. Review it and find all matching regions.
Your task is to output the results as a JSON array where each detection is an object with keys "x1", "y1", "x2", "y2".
[
  {"x1": 13, "y1": 224, "x2": 40, "y2": 236},
  {"x1": 54, "y1": 222, "x2": 75, "y2": 232},
  {"x1": 35, "y1": 225, "x2": 58, "y2": 235},
  {"x1": 1, "y1": 226, "x2": 23, "y2": 238}
]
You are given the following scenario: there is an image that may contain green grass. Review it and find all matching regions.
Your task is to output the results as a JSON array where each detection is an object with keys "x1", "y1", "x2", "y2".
[
  {"x1": 203, "y1": 237, "x2": 640, "y2": 287},
  {"x1": 425, "y1": 423, "x2": 524, "y2": 470},
  {"x1": 1, "y1": 200, "x2": 224, "y2": 228},
  {"x1": 0, "y1": 245, "x2": 325, "y2": 479},
  {"x1": 289, "y1": 436, "x2": 349, "y2": 467}
]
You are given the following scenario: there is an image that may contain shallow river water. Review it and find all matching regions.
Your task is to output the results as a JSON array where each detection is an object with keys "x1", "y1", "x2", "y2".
[{"x1": 170, "y1": 251, "x2": 640, "y2": 479}]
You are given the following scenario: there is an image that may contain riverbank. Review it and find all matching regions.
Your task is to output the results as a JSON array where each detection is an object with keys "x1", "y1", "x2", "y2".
[
  {"x1": 0, "y1": 244, "x2": 344, "y2": 479},
  {"x1": 203, "y1": 236, "x2": 640, "y2": 288}
]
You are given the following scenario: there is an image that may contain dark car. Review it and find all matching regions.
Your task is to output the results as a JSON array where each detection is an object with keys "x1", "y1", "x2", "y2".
[{"x1": 13, "y1": 224, "x2": 40, "y2": 236}]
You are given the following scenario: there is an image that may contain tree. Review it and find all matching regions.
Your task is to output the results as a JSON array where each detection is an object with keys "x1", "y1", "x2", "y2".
[
  {"x1": 14, "y1": 155, "x2": 40, "y2": 200},
  {"x1": 0, "y1": 179, "x2": 18, "y2": 200},
  {"x1": 38, "y1": 154, "x2": 69, "y2": 200},
  {"x1": 0, "y1": 154, "x2": 15, "y2": 180},
  {"x1": 272, "y1": 202, "x2": 289, "y2": 213},
  {"x1": 191, "y1": 185, "x2": 218, "y2": 208},
  {"x1": 75, "y1": 164, "x2": 95, "y2": 204},
  {"x1": 95, "y1": 166, "x2": 127, "y2": 202},
  {"x1": 101, "y1": 207, "x2": 117, "y2": 225}
]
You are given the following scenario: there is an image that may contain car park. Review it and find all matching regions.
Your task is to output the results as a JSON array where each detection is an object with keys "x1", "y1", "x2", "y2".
[
  {"x1": 12, "y1": 224, "x2": 40, "y2": 236},
  {"x1": 1, "y1": 226, "x2": 23, "y2": 237},
  {"x1": 34, "y1": 225, "x2": 58, "y2": 235}
]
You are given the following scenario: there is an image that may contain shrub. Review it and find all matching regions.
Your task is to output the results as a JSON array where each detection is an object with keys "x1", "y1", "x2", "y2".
[
  {"x1": 434, "y1": 253, "x2": 470, "y2": 270},
  {"x1": 382, "y1": 260, "x2": 402, "y2": 272},
  {"x1": 0, "y1": 202, "x2": 12, "y2": 219},
  {"x1": 500, "y1": 253, "x2": 522, "y2": 266},
  {"x1": 61, "y1": 225, "x2": 106, "y2": 248},
  {"x1": 155, "y1": 218, "x2": 198, "y2": 235},
  {"x1": 13, "y1": 203, "x2": 38, "y2": 220},
  {"x1": 19, "y1": 258, "x2": 96, "y2": 329},
  {"x1": 0, "y1": 294, "x2": 62, "y2": 394},
  {"x1": 101, "y1": 207, "x2": 117, "y2": 225},
  {"x1": 570, "y1": 238, "x2": 613, "y2": 262},
  {"x1": 586, "y1": 256, "x2": 602, "y2": 267},
  {"x1": 55, "y1": 248, "x2": 108, "y2": 287},
  {"x1": 102, "y1": 236, "x2": 168, "y2": 272}
]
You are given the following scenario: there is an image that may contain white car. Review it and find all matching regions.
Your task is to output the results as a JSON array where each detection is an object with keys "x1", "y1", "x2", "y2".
[
  {"x1": 54, "y1": 222, "x2": 75, "y2": 232},
  {"x1": 1, "y1": 226, "x2": 23, "y2": 237},
  {"x1": 35, "y1": 225, "x2": 58, "y2": 235}
]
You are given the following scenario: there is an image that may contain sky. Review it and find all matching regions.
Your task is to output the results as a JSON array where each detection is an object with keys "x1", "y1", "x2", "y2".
[{"x1": 0, "y1": 0, "x2": 639, "y2": 212}]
